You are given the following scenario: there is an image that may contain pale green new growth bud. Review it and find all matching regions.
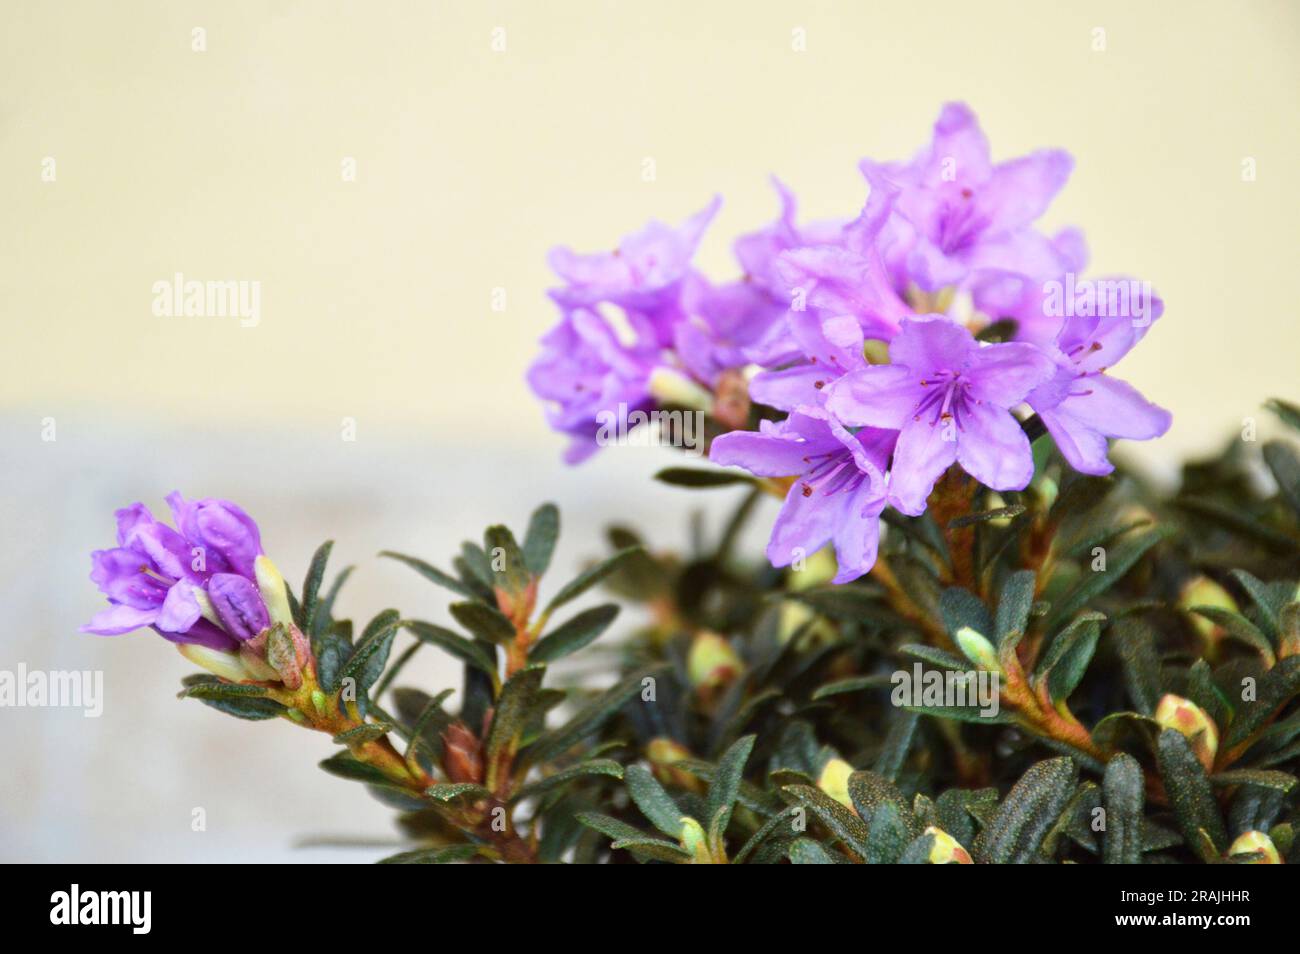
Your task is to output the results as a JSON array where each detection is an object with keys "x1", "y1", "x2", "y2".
[
  {"x1": 177, "y1": 642, "x2": 251, "y2": 683},
  {"x1": 817, "y1": 758, "x2": 854, "y2": 810},
  {"x1": 255, "y1": 555, "x2": 295, "y2": 627},
  {"x1": 955, "y1": 626, "x2": 1000, "y2": 672},
  {"x1": 648, "y1": 367, "x2": 713, "y2": 412},
  {"x1": 1228, "y1": 830, "x2": 1281, "y2": 864},
  {"x1": 1154, "y1": 693, "x2": 1219, "y2": 770},
  {"x1": 924, "y1": 826, "x2": 973, "y2": 864},
  {"x1": 678, "y1": 816, "x2": 711, "y2": 863}
]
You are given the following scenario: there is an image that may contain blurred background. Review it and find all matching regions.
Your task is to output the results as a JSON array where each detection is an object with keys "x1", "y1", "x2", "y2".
[{"x1": 1, "y1": 0, "x2": 1296, "y2": 861}]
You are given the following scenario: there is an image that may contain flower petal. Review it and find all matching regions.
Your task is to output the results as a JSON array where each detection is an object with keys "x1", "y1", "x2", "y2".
[
  {"x1": 80, "y1": 603, "x2": 159, "y2": 636},
  {"x1": 955, "y1": 401, "x2": 1035, "y2": 491},
  {"x1": 1039, "y1": 406, "x2": 1114, "y2": 476},
  {"x1": 888, "y1": 419, "x2": 959, "y2": 515},
  {"x1": 207, "y1": 573, "x2": 270, "y2": 642},
  {"x1": 966, "y1": 340, "x2": 1057, "y2": 407},
  {"x1": 825, "y1": 365, "x2": 920, "y2": 429},
  {"x1": 1059, "y1": 374, "x2": 1172, "y2": 440},
  {"x1": 889, "y1": 315, "x2": 975, "y2": 375}
]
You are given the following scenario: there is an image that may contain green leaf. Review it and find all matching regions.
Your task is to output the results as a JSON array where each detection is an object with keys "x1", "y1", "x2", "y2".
[
  {"x1": 873, "y1": 710, "x2": 920, "y2": 782},
  {"x1": 947, "y1": 504, "x2": 1026, "y2": 529},
  {"x1": 425, "y1": 782, "x2": 491, "y2": 802},
  {"x1": 788, "y1": 839, "x2": 835, "y2": 864},
  {"x1": 654, "y1": 467, "x2": 756, "y2": 488},
  {"x1": 377, "y1": 845, "x2": 479, "y2": 864},
  {"x1": 1156, "y1": 729, "x2": 1226, "y2": 859},
  {"x1": 177, "y1": 675, "x2": 286, "y2": 721},
  {"x1": 782, "y1": 784, "x2": 871, "y2": 863},
  {"x1": 1263, "y1": 441, "x2": 1300, "y2": 515},
  {"x1": 404, "y1": 621, "x2": 498, "y2": 679},
  {"x1": 530, "y1": 604, "x2": 620, "y2": 664},
  {"x1": 1045, "y1": 527, "x2": 1168, "y2": 630},
  {"x1": 484, "y1": 524, "x2": 530, "y2": 594},
  {"x1": 1266, "y1": 397, "x2": 1300, "y2": 431},
  {"x1": 995, "y1": 570, "x2": 1038, "y2": 645},
  {"x1": 899, "y1": 832, "x2": 938, "y2": 864},
  {"x1": 811, "y1": 675, "x2": 892, "y2": 700},
  {"x1": 1210, "y1": 769, "x2": 1297, "y2": 792},
  {"x1": 1224, "y1": 656, "x2": 1300, "y2": 748},
  {"x1": 315, "y1": 565, "x2": 354, "y2": 636},
  {"x1": 522, "y1": 503, "x2": 560, "y2": 576},
  {"x1": 543, "y1": 547, "x2": 642, "y2": 614},
  {"x1": 1188, "y1": 605, "x2": 1275, "y2": 666},
  {"x1": 526, "y1": 665, "x2": 665, "y2": 765},
  {"x1": 510, "y1": 759, "x2": 623, "y2": 803},
  {"x1": 624, "y1": 764, "x2": 685, "y2": 838},
  {"x1": 332, "y1": 723, "x2": 392, "y2": 745},
  {"x1": 976, "y1": 756, "x2": 1078, "y2": 863},
  {"x1": 706, "y1": 734, "x2": 756, "y2": 837},
  {"x1": 1229, "y1": 569, "x2": 1288, "y2": 639},
  {"x1": 575, "y1": 812, "x2": 691, "y2": 862},
  {"x1": 485, "y1": 665, "x2": 547, "y2": 790},
  {"x1": 1101, "y1": 753, "x2": 1144, "y2": 864},
  {"x1": 339, "y1": 609, "x2": 402, "y2": 700},
  {"x1": 298, "y1": 540, "x2": 334, "y2": 634},
  {"x1": 318, "y1": 751, "x2": 408, "y2": 793},
  {"x1": 847, "y1": 770, "x2": 914, "y2": 834},
  {"x1": 449, "y1": 601, "x2": 517, "y2": 644},
  {"x1": 866, "y1": 800, "x2": 912, "y2": 864},
  {"x1": 939, "y1": 587, "x2": 993, "y2": 640},
  {"x1": 379, "y1": 551, "x2": 479, "y2": 601},
  {"x1": 1036, "y1": 612, "x2": 1105, "y2": 703},
  {"x1": 1112, "y1": 616, "x2": 1162, "y2": 715}
]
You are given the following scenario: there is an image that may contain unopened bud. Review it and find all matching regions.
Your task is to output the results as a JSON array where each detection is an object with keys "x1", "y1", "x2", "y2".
[
  {"x1": 441, "y1": 722, "x2": 484, "y2": 784},
  {"x1": 817, "y1": 758, "x2": 854, "y2": 810},
  {"x1": 924, "y1": 826, "x2": 973, "y2": 864},
  {"x1": 1180, "y1": 575, "x2": 1237, "y2": 642},
  {"x1": 955, "y1": 626, "x2": 1000, "y2": 672},
  {"x1": 678, "y1": 816, "x2": 712, "y2": 863},
  {"x1": 647, "y1": 737, "x2": 699, "y2": 791},
  {"x1": 254, "y1": 555, "x2": 295, "y2": 627},
  {"x1": 687, "y1": 631, "x2": 743, "y2": 692},
  {"x1": 176, "y1": 642, "x2": 252, "y2": 683},
  {"x1": 1228, "y1": 830, "x2": 1282, "y2": 864},
  {"x1": 1154, "y1": 694, "x2": 1219, "y2": 770}
]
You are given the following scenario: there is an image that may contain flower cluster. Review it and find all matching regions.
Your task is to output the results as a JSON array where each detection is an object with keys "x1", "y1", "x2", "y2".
[
  {"x1": 529, "y1": 103, "x2": 1170, "y2": 582},
  {"x1": 82, "y1": 493, "x2": 309, "y2": 685}
]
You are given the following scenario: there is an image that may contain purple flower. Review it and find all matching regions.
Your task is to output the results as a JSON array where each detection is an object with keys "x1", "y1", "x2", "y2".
[
  {"x1": 527, "y1": 307, "x2": 660, "y2": 464},
  {"x1": 1027, "y1": 312, "x2": 1171, "y2": 475},
  {"x1": 672, "y1": 276, "x2": 793, "y2": 387},
  {"x1": 83, "y1": 494, "x2": 284, "y2": 654},
  {"x1": 826, "y1": 315, "x2": 1056, "y2": 515},
  {"x1": 548, "y1": 197, "x2": 721, "y2": 347},
  {"x1": 710, "y1": 411, "x2": 895, "y2": 583},
  {"x1": 862, "y1": 102, "x2": 1074, "y2": 294}
]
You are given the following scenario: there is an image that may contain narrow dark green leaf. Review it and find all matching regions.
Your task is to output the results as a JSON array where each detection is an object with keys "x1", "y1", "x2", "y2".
[
  {"x1": 377, "y1": 845, "x2": 479, "y2": 864},
  {"x1": 404, "y1": 621, "x2": 498, "y2": 679},
  {"x1": 530, "y1": 604, "x2": 620, "y2": 664},
  {"x1": 782, "y1": 784, "x2": 871, "y2": 863},
  {"x1": 1189, "y1": 605, "x2": 1275, "y2": 665},
  {"x1": 1102, "y1": 753, "x2": 1144, "y2": 864},
  {"x1": 522, "y1": 503, "x2": 560, "y2": 576},
  {"x1": 624, "y1": 764, "x2": 684, "y2": 838},
  {"x1": 425, "y1": 782, "x2": 491, "y2": 802},
  {"x1": 177, "y1": 675, "x2": 285, "y2": 721},
  {"x1": 1046, "y1": 527, "x2": 1168, "y2": 630},
  {"x1": 332, "y1": 723, "x2": 392, "y2": 745},
  {"x1": 510, "y1": 759, "x2": 623, "y2": 803},
  {"x1": 788, "y1": 839, "x2": 835, "y2": 864},
  {"x1": 1037, "y1": 612, "x2": 1105, "y2": 703},
  {"x1": 1156, "y1": 729, "x2": 1226, "y2": 859},
  {"x1": 654, "y1": 467, "x2": 756, "y2": 488},
  {"x1": 449, "y1": 601, "x2": 517, "y2": 644},
  {"x1": 1266, "y1": 398, "x2": 1300, "y2": 431},
  {"x1": 995, "y1": 570, "x2": 1037, "y2": 645},
  {"x1": 544, "y1": 547, "x2": 642, "y2": 614},
  {"x1": 1210, "y1": 769, "x2": 1296, "y2": 792},
  {"x1": 379, "y1": 551, "x2": 478, "y2": 600},
  {"x1": 706, "y1": 734, "x2": 756, "y2": 836},
  {"x1": 485, "y1": 665, "x2": 546, "y2": 788},
  {"x1": 1224, "y1": 656, "x2": 1300, "y2": 748},
  {"x1": 339, "y1": 609, "x2": 402, "y2": 695},
  {"x1": 1263, "y1": 441, "x2": 1300, "y2": 515},
  {"x1": 976, "y1": 756, "x2": 1077, "y2": 863},
  {"x1": 484, "y1": 524, "x2": 529, "y2": 593},
  {"x1": 299, "y1": 540, "x2": 334, "y2": 633}
]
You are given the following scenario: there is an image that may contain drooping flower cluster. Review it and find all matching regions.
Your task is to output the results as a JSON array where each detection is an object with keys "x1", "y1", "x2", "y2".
[
  {"x1": 83, "y1": 493, "x2": 308, "y2": 684},
  {"x1": 529, "y1": 103, "x2": 1170, "y2": 582}
]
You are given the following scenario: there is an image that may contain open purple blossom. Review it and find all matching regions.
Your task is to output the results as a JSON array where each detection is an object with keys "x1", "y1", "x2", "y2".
[
  {"x1": 1027, "y1": 311, "x2": 1171, "y2": 475},
  {"x1": 83, "y1": 493, "x2": 287, "y2": 654},
  {"x1": 527, "y1": 307, "x2": 662, "y2": 464},
  {"x1": 548, "y1": 197, "x2": 721, "y2": 347},
  {"x1": 862, "y1": 102, "x2": 1074, "y2": 294},
  {"x1": 826, "y1": 315, "x2": 1056, "y2": 514},
  {"x1": 710, "y1": 411, "x2": 896, "y2": 582}
]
